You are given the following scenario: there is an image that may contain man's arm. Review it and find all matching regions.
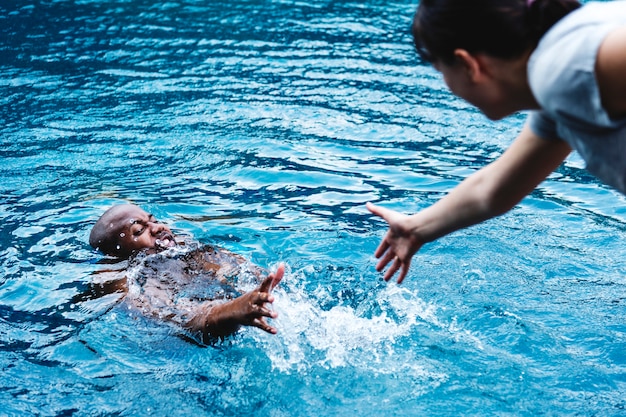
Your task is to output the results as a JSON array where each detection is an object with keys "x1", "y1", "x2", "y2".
[{"x1": 185, "y1": 264, "x2": 285, "y2": 341}]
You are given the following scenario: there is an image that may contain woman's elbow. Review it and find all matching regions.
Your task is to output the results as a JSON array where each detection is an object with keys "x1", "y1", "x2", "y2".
[{"x1": 475, "y1": 175, "x2": 524, "y2": 219}]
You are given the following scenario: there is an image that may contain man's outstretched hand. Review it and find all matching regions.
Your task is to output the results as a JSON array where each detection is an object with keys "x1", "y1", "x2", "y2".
[
  {"x1": 226, "y1": 263, "x2": 285, "y2": 334},
  {"x1": 193, "y1": 263, "x2": 285, "y2": 338}
]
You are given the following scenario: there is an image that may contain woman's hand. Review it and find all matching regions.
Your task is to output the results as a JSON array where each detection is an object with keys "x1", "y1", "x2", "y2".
[
  {"x1": 367, "y1": 203, "x2": 423, "y2": 284},
  {"x1": 366, "y1": 128, "x2": 571, "y2": 284}
]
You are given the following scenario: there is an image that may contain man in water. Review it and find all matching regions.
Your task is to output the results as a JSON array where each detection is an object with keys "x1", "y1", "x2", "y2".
[{"x1": 89, "y1": 203, "x2": 284, "y2": 343}]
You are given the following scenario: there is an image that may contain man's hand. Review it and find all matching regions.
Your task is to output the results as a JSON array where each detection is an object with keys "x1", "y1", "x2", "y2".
[
  {"x1": 226, "y1": 263, "x2": 285, "y2": 334},
  {"x1": 196, "y1": 263, "x2": 285, "y2": 338}
]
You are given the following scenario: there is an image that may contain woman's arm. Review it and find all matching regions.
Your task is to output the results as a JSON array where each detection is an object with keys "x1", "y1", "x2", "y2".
[
  {"x1": 596, "y1": 26, "x2": 626, "y2": 119},
  {"x1": 368, "y1": 125, "x2": 571, "y2": 283}
]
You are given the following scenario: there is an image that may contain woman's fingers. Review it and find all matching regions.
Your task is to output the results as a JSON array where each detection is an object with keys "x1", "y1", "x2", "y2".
[
  {"x1": 367, "y1": 203, "x2": 399, "y2": 259},
  {"x1": 396, "y1": 258, "x2": 411, "y2": 284},
  {"x1": 376, "y1": 246, "x2": 397, "y2": 271},
  {"x1": 367, "y1": 202, "x2": 418, "y2": 283},
  {"x1": 382, "y1": 256, "x2": 399, "y2": 280},
  {"x1": 366, "y1": 201, "x2": 390, "y2": 219},
  {"x1": 373, "y1": 236, "x2": 390, "y2": 259},
  {"x1": 379, "y1": 256, "x2": 409, "y2": 283}
]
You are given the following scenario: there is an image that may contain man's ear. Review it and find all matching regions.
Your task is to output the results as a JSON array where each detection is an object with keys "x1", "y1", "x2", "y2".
[{"x1": 453, "y1": 49, "x2": 485, "y2": 83}]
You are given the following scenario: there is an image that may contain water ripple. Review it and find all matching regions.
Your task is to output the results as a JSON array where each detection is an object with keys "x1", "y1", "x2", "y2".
[{"x1": 1, "y1": 0, "x2": 625, "y2": 415}]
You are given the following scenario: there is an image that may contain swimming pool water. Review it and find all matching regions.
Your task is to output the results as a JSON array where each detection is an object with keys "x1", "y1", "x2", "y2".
[{"x1": 1, "y1": 0, "x2": 625, "y2": 415}]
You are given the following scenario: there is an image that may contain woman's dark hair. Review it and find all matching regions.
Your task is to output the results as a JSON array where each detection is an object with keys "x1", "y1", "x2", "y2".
[{"x1": 413, "y1": 0, "x2": 581, "y2": 65}]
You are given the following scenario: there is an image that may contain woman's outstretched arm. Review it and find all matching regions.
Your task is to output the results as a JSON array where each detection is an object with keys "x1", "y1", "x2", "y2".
[{"x1": 368, "y1": 125, "x2": 571, "y2": 283}]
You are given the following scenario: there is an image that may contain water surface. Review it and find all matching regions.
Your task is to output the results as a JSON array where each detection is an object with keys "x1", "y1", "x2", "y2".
[{"x1": 1, "y1": 0, "x2": 626, "y2": 416}]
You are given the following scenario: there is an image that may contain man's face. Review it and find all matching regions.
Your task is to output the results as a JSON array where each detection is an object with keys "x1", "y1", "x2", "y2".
[{"x1": 108, "y1": 205, "x2": 177, "y2": 255}]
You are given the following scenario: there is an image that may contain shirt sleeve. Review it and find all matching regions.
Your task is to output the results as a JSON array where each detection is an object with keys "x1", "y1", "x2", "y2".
[
  {"x1": 527, "y1": 111, "x2": 560, "y2": 141},
  {"x1": 527, "y1": 3, "x2": 623, "y2": 132}
]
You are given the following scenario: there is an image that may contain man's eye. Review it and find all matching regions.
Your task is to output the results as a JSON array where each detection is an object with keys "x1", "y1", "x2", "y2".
[{"x1": 133, "y1": 228, "x2": 145, "y2": 236}]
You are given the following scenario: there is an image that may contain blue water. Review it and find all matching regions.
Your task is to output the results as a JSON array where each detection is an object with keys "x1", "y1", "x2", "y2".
[{"x1": 1, "y1": 0, "x2": 626, "y2": 415}]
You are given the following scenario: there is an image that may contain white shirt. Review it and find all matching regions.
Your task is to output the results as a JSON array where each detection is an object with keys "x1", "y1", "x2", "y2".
[{"x1": 527, "y1": 1, "x2": 626, "y2": 193}]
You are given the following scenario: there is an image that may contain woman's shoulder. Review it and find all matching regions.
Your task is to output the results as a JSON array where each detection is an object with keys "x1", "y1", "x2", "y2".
[{"x1": 528, "y1": 2, "x2": 626, "y2": 128}]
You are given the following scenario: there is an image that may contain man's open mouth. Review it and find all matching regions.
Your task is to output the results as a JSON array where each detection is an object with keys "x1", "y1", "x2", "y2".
[{"x1": 155, "y1": 232, "x2": 177, "y2": 249}]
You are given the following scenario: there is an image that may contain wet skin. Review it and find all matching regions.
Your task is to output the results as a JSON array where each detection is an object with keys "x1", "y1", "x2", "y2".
[
  {"x1": 92, "y1": 204, "x2": 285, "y2": 340},
  {"x1": 104, "y1": 205, "x2": 177, "y2": 256}
]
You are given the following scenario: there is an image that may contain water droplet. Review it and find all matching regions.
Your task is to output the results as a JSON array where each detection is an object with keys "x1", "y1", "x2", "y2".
[
  {"x1": 116, "y1": 245, "x2": 121, "y2": 250},
  {"x1": 120, "y1": 233, "x2": 126, "y2": 237}
]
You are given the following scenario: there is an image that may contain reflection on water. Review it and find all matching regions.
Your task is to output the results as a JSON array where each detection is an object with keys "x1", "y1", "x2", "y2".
[{"x1": 1, "y1": 0, "x2": 626, "y2": 415}]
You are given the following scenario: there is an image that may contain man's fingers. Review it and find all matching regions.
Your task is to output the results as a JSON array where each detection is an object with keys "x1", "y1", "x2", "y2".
[
  {"x1": 250, "y1": 295, "x2": 277, "y2": 317},
  {"x1": 258, "y1": 275, "x2": 274, "y2": 293},
  {"x1": 257, "y1": 319, "x2": 278, "y2": 334},
  {"x1": 259, "y1": 263, "x2": 285, "y2": 292},
  {"x1": 253, "y1": 318, "x2": 278, "y2": 334},
  {"x1": 270, "y1": 263, "x2": 285, "y2": 290},
  {"x1": 245, "y1": 264, "x2": 283, "y2": 335},
  {"x1": 254, "y1": 292, "x2": 273, "y2": 304},
  {"x1": 262, "y1": 308, "x2": 278, "y2": 319}
]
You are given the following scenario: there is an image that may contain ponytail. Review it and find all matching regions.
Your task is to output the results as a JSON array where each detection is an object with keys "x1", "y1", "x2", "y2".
[{"x1": 526, "y1": 0, "x2": 582, "y2": 44}]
